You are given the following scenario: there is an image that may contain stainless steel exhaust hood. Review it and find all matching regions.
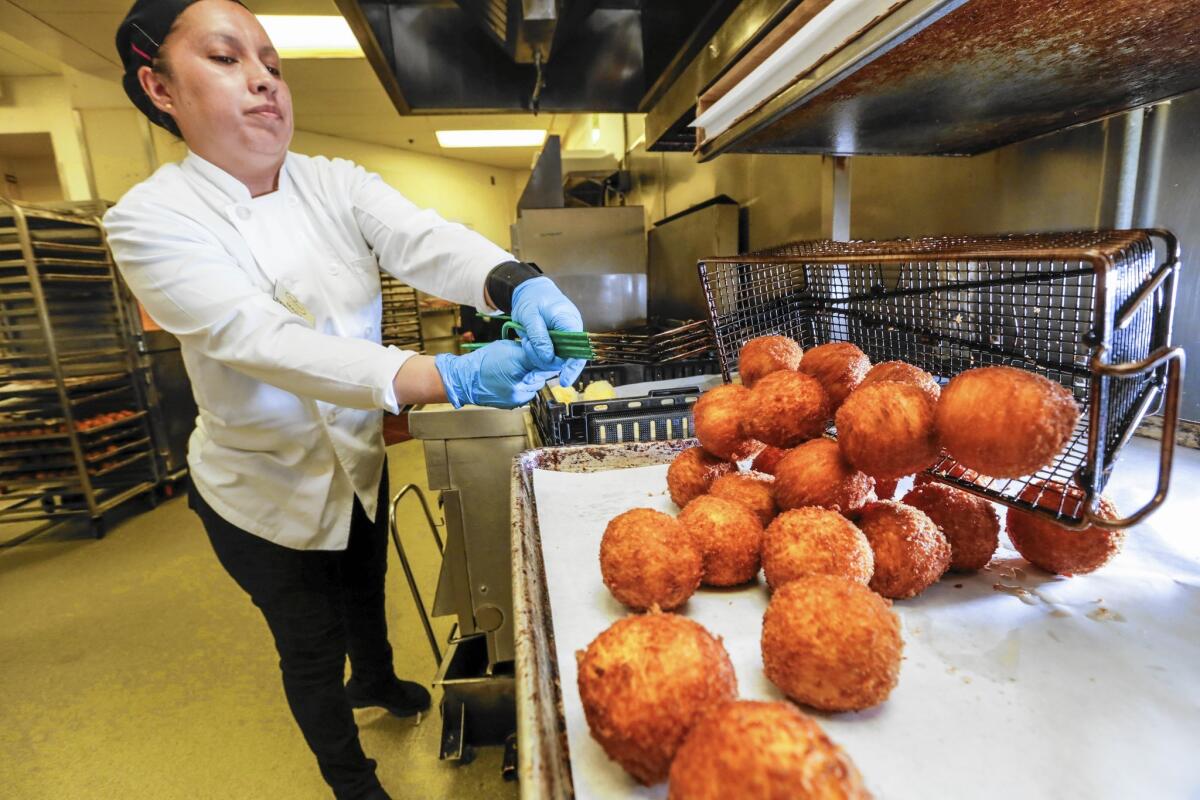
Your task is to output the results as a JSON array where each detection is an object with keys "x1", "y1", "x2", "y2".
[{"x1": 335, "y1": 0, "x2": 741, "y2": 114}]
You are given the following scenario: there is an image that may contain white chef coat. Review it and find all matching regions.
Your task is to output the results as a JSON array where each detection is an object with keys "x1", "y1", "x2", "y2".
[{"x1": 103, "y1": 150, "x2": 512, "y2": 550}]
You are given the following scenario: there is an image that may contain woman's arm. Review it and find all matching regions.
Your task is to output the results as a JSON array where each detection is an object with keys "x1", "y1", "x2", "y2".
[
  {"x1": 342, "y1": 161, "x2": 511, "y2": 312},
  {"x1": 391, "y1": 355, "x2": 448, "y2": 405},
  {"x1": 105, "y1": 199, "x2": 412, "y2": 412}
]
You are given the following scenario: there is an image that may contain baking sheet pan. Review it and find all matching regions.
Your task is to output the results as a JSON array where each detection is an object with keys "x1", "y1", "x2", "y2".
[{"x1": 528, "y1": 454, "x2": 1200, "y2": 799}]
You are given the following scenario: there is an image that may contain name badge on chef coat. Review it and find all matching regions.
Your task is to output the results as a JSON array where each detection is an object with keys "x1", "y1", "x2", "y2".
[{"x1": 273, "y1": 280, "x2": 316, "y2": 327}]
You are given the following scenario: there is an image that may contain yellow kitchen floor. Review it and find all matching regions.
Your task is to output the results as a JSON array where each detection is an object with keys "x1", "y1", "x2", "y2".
[{"x1": 0, "y1": 440, "x2": 516, "y2": 800}]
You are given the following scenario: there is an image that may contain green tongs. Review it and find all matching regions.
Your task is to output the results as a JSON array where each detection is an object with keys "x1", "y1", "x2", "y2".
[
  {"x1": 459, "y1": 315, "x2": 595, "y2": 358},
  {"x1": 498, "y1": 317, "x2": 594, "y2": 359}
]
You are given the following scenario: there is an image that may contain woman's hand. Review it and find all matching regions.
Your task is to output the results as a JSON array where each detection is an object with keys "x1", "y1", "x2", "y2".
[
  {"x1": 510, "y1": 276, "x2": 587, "y2": 387},
  {"x1": 433, "y1": 341, "x2": 559, "y2": 409}
]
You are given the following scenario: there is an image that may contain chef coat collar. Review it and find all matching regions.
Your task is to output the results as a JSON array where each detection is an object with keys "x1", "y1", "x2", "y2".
[{"x1": 182, "y1": 149, "x2": 291, "y2": 204}]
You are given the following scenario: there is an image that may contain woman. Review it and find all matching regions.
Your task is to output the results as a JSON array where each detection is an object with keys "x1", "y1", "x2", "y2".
[{"x1": 104, "y1": 1, "x2": 585, "y2": 798}]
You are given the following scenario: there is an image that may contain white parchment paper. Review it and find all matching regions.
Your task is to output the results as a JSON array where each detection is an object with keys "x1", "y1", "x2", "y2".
[{"x1": 532, "y1": 463, "x2": 1200, "y2": 800}]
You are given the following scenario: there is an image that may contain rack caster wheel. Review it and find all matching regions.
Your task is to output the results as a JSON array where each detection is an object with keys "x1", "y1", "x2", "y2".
[
  {"x1": 162, "y1": 481, "x2": 176, "y2": 498},
  {"x1": 502, "y1": 732, "x2": 518, "y2": 781},
  {"x1": 90, "y1": 518, "x2": 106, "y2": 539}
]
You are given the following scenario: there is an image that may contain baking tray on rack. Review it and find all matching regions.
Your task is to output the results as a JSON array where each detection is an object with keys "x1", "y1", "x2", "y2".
[
  {"x1": 698, "y1": 229, "x2": 1185, "y2": 530},
  {"x1": 0, "y1": 372, "x2": 130, "y2": 394}
]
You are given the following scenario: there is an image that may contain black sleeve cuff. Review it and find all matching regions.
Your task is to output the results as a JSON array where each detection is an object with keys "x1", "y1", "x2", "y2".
[{"x1": 485, "y1": 260, "x2": 543, "y2": 314}]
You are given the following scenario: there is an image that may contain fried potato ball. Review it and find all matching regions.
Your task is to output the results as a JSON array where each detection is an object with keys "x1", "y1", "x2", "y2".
[
  {"x1": 1006, "y1": 482, "x2": 1123, "y2": 575},
  {"x1": 600, "y1": 509, "x2": 703, "y2": 611},
  {"x1": 738, "y1": 335, "x2": 803, "y2": 388},
  {"x1": 693, "y1": 384, "x2": 762, "y2": 461},
  {"x1": 751, "y1": 445, "x2": 788, "y2": 476},
  {"x1": 709, "y1": 471, "x2": 777, "y2": 527},
  {"x1": 762, "y1": 507, "x2": 874, "y2": 590},
  {"x1": 761, "y1": 575, "x2": 902, "y2": 712},
  {"x1": 577, "y1": 612, "x2": 738, "y2": 785},
  {"x1": 935, "y1": 366, "x2": 1080, "y2": 478},
  {"x1": 678, "y1": 495, "x2": 764, "y2": 586},
  {"x1": 742, "y1": 370, "x2": 831, "y2": 448},
  {"x1": 901, "y1": 483, "x2": 999, "y2": 572},
  {"x1": 836, "y1": 381, "x2": 940, "y2": 480},
  {"x1": 668, "y1": 446, "x2": 735, "y2": 508},
  {"x1": 797, "y1": 342, "x2": 871, "y2": 410},
  {"x1": 773, "y1": 438, "x2": 874, "y2": 515},
  {"x1": 861, "y1": 360, "x2": 941, "y2": 405},
  {"x1": 856, "y1": 501, "x2": 951, "y2": 599},
  {"x1": 668, "y1": 700, "x2": 869, "y2": 800},
  {"x1": 874, "y1": 476, "x2": 899, "y2": 500}
]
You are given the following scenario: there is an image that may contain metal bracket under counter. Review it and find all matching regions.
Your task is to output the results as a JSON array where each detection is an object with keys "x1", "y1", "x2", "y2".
[{"x1": 408, "y1": 404, "x2": 536, "y2": 670}]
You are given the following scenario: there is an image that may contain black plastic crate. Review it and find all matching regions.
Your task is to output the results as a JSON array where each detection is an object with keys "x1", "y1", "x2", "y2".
[{"x1": 531, "y1": 359, "x2": 721, "y2": 446}]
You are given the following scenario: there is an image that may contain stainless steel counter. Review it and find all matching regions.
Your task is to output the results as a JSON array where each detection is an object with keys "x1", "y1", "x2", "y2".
[{"x1": 409, "y1": 404, "x2": 537, "y2": 669}]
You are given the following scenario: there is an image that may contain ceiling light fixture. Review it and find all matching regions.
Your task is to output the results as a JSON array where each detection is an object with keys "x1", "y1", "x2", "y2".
[
  {"x1": 257, "y1": 16, "x2": 364, "y2": 59},
  {"x1": 435, "y1": 129, "x2": 548, "y2": 148}
]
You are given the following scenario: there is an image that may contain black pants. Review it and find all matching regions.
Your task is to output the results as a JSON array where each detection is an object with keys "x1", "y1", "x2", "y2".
[{"x1": 190, "y1": 472, "x2": 393, "y2": 800}]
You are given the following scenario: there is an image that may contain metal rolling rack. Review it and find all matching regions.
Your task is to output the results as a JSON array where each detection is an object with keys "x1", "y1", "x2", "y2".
[
  {"x1": 379, "y1": 274, "x2": 423, "y2": 351},
  {"x1": 0, "y1": 199, "x2": 160, "y2": 538},
  {"x1": 698, "y1": 229, "x2": 1185, "y2": 531}
]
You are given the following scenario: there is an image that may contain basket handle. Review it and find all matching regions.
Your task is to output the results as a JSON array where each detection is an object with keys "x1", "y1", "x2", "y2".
[{"x1": 1086, "y1": 345, "x2": 1186, "y2": 530}]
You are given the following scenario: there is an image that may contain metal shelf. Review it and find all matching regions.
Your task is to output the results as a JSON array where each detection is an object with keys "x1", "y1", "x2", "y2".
[
  {"x1": 379, "y1": 273, "x2": 424, "y2": 352},
  {"x1": 88, "y1": 449, "x2": 152, "y2": 477},
  {"x1": 0, "y1": 372, "x2": 131, "y2": 396},
  {"x1": 0, "y1": 198, "x2": 161, "y2": 536}
]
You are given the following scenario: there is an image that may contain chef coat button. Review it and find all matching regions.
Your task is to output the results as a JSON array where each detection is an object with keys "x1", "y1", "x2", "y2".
[
  {"x1": 287, "y1": 195, "x2": 299, "y2": 207},
  {"x1": 326, "y1": 410, "x2": 337, "y2": 423},
  {"x1": 236, "y1": 206, "x2": 251, "y2": 220},
  {"x1": 365, "y1": 325, "x2": 374, "y2": 336},
  {"x1": 328, "y1": 263, "x2": 341, "y2": 276}
]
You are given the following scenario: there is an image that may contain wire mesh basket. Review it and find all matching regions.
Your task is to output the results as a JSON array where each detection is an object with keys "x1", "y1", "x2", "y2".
[{"x1": 698, "y1": 230, "x2": 1185, "y2": 530}]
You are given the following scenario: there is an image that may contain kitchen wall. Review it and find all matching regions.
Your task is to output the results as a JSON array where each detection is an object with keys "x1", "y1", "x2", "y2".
[
  {"x1": 562, "y1": 113, "x2": 628, "y2": 156},
  {"x1": 0, "y1": 75, "x2": 94, "y2": 200},
  {"x1": 2, "y1": 71, "x2": 524, "y2": 251},
  {"x1": 1135, "y1": 96, "x2": 1200, "y2": 427},
  {"x1": 0, "y1": 151, "x2": 62, "y2": 203},
  {"x1": 143, "y1": 128, "x2": 523, "y2": 251},
  {"x1": 623, "y1": 91, "x2": 1199, "y2": 420},
  {"x1": 625, "y1": 112, "x2": 1129, "y2": 246},
  {"x1": 289, "y1": 130, "x2": 522, "y2": 250},
  {"x1": 78, "y1": 108, "x2": 156, "y2": 203}
]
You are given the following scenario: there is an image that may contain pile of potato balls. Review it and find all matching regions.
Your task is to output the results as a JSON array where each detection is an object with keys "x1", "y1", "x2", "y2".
[{"x1": 576, "y1": 334, "x2": 1127, "y2": 797}]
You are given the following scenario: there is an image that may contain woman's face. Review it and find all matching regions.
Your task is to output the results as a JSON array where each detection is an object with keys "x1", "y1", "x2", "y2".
[{"x1": 141, "y1": 0, "x2": 293, "y2": 172}]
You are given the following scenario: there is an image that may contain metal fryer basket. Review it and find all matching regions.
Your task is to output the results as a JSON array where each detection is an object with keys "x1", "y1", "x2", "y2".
[{"x1": 698, "y1": 230, "x2": 1185, "y2": 530}]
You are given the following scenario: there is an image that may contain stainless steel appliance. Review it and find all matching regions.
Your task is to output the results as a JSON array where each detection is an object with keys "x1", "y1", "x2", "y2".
[
  {"x1": 510, "y1": 205, "x2": 647, "y2": 331},
  {"x1": 407, "y1": 404, "x2": 534, "y2": 764},
  {"x1": 335, "y1": 0, "x2": 742, "y2": 113},
  {"x1": 648, "y1": 197, "x2": 739, "y2": 321}
]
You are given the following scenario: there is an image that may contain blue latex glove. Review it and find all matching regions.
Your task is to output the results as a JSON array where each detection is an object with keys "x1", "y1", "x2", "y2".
[
  {"x1": 510, "y1": 276, "x2": 587, "y2": 387},
  {"x1": 434, "y1": 340, "x2": 559, "y2": 409}
]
